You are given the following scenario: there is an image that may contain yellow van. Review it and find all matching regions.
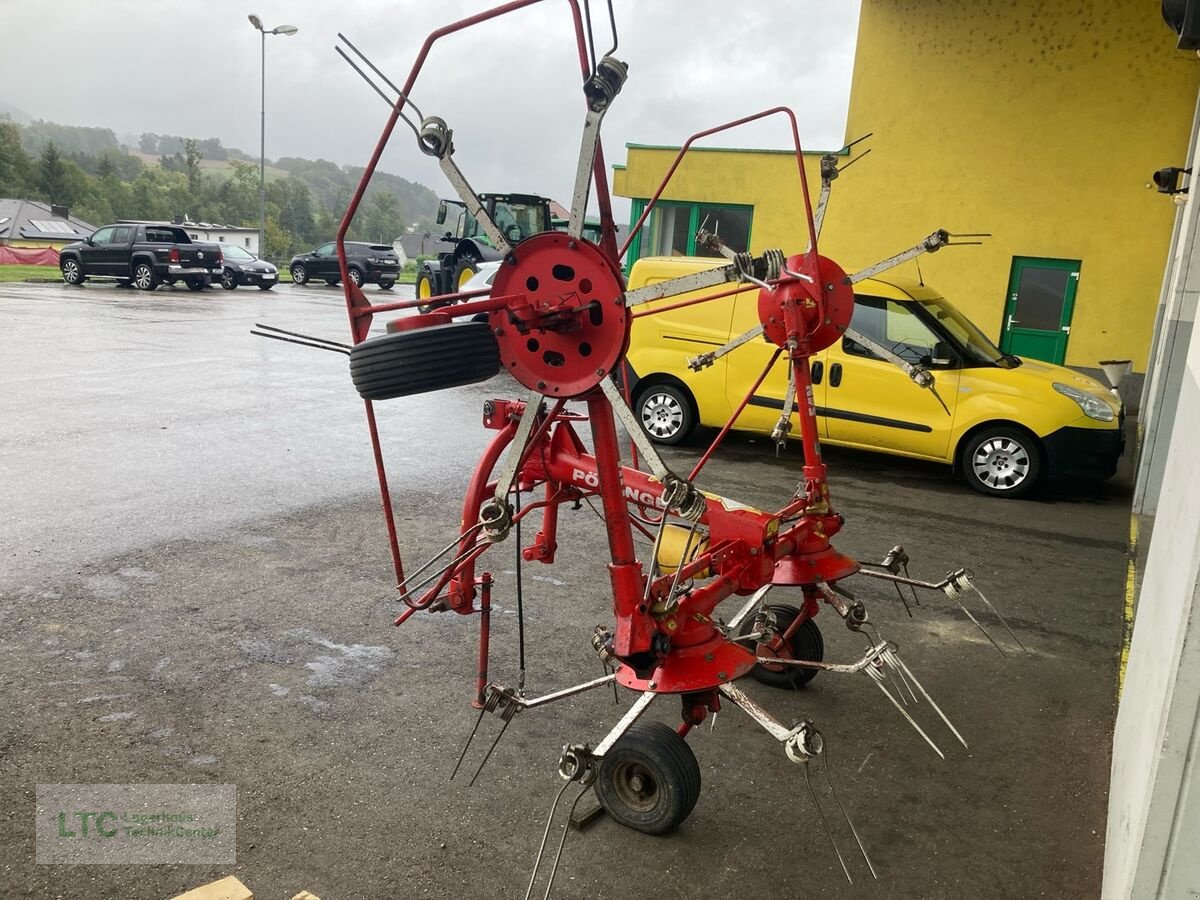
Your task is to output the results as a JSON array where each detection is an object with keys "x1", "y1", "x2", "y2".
[{"x1": 625, "y1": 256, "x2": 1124, "y2": 497}]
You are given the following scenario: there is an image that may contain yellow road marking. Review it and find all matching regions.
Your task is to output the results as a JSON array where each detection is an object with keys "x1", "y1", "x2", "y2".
[{"x1": 1118, "y1": 513, "x2": 1139, "y2": 696}]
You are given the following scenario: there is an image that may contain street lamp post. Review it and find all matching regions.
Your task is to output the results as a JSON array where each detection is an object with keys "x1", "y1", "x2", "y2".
[{"x1": 248, "y1": 15, "x2": 298, "y2": 260}]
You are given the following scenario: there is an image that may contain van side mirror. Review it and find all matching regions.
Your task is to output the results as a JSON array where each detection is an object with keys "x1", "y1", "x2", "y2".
[
  {"x1": 926, "y1": 340, "x2": 956, "y2": 368},
  {"x1": 436, "y1": 201, "x2": 447, "y2": 225}
]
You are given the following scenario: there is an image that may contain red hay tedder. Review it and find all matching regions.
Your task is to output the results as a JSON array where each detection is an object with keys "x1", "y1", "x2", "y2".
[{"x1": 256, "y1": 1, "x2": 1023, "y2": 892}]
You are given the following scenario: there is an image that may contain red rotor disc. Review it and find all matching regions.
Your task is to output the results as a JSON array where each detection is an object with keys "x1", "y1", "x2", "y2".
[
  {"x1": 757, "y1": 254, "x2": 854, "y2": 353},
  {"x1": 489, "y1": 232, "x2": 628, "y2": 398}
]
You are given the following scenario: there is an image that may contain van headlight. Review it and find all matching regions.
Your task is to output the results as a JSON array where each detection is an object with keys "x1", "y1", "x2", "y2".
[{"x1": 1053, "y1": 383, "x2": 1115, "y2": 422}]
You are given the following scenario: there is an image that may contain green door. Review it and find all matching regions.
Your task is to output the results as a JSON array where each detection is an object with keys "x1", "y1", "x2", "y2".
[{"x1": 999, "y1": 257, "x2": 1080, "y2": 364}]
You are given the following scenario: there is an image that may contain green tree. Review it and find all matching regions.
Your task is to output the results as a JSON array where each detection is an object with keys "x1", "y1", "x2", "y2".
[
  {"x1": 0, "y1": 121, "x2": 32, "y2": 196},
  {"x1": 263, "y1": 214, "x2": 292, "y2": 260},
  {"x1": 37, "y1": 142, "x2": 87, "y2": 206},
  {"x1": 183, "y1": 138, "x2": 203, "y2": 196}
]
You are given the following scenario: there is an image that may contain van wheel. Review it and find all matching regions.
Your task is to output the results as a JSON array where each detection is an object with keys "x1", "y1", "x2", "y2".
[
  {"x1": 635, "y1": 382, "x2": 696, "y2": 445},
  {"x1": 962, "y1": 426, "x2": 1041, "y2": 498}
]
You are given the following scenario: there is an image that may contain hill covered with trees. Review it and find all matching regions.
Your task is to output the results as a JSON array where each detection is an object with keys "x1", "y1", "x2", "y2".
[{"x1": 0, "y1": 118, "x2": 441, "y2": 260}]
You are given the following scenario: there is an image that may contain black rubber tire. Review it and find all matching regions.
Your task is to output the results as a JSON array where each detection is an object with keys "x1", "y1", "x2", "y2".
[
  {"x1": 60, "y1": 257, "x2": 84, "y2": 285},
  {"x1": 132, "y1": 262, "x2": 158, "y2": 291},
  {"x1": 738, "y1": 604, "x2": 824, "y2": 688},
  {"x1": 185, "y1": 277, "x2": 207, "y2": 291},
  {"x1": 961, "y1": 426, "x2": 1041, "y2": 498},
  {"x1": 635, "y1": 382, "x2": 697, "y2": 446},
  {"x1": 349, "y1": 321, "x2": 500, "y2": 400},
  {"x1": 347, "y1": 267, "x2": 364, "y2": 288},
  {"x1": 379, "y1": 280, "x2": 395, "y2": 291},
  {"x1": 324, "y1": 278, "x2": 340, "y2": 286},
  {"x1": 596, "y1": 721, "x2": 701, "y2": 836},
  {"x1": 416, "y1": 271, "x2": 438, "y2": 313},
  {"x1": 452, "y1": 257, "x2": 478, "y2": 292},
  {"x1": 163, "y1": 277, "x2": 177, "y2": 286},
  {"x1": 220, "y1": 269, "x2": 238, "y2": 290},
  {"x1": 291, "y1": 264, "x2": 308, "y2": 285},
  {"x1": 257, "y1": 284, "x2": 273, "y2": 291}
]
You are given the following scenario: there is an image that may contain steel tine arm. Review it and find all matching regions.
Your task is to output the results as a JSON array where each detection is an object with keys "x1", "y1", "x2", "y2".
[
  {"x1": 688, "y1": 324, "x2": 765, "y2": 372},
  {"x1": 771, "y1": 353, "x2": 798, "y2": 450},
  {"x1": 624, "y1": 264, "x2": 740, "y2": 309},
  {"x1": 600, "y1": 377, "x2": 706, "y2": 520},
  {"x1": 841, "y1": 325, "x2": 949, "y2": 414},
  {"x1": 567, "y1": 56, "x2": 628, "y2": 237},
  {"x1": 437, "y1": 154, "x2": 512, "y2": 255},
  {"x1": 847, "y1": 229, "x2": 951, "y2": 284}
]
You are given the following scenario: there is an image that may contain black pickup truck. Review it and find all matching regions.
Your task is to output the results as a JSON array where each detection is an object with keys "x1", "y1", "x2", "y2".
[{"x1": 59, "y1": 223, "x2": 223, "y2": 291}]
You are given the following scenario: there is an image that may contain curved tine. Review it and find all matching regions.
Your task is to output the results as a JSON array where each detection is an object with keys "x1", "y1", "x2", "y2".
[
  {"x1": 971, "y1": 583, "x2": 1028, "y2": 652},
  {"x1": 864, "y1": 666, "x2": 944, "y2": 759},
  {"x1": 945, "y1": 591, "x2": 1008, "y2": 657},
  {"x1": 665, "y1": 516, "x2": 703, "y2": 603},
  {"x1": 541, "y1": 786, "x2": 590, "y2": 900},
  {"x1": 451, "y1": 705, "x2": 488, "y2": 781},
  {"x1": 820, "y1": 735, "x2": 877, "y2": 880},
  {"x1": 803, "y1": 763, "x2": 852, "y2": 884},
  {"x1": 885, "y1": 649, "x2": 968, "y2": 750},
  {"x1": 525, "y1": 778, "x2": 576, "y2": 900},
  {"x1": 643, "y1": 511, "x2": 672, "y2": 603},
  {"x1": 398, "y1": 521, "x2": 487, "y2": 594}
]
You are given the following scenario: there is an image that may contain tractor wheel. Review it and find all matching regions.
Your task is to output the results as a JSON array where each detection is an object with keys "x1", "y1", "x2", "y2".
[
  {"x1": 416, "y1": 269, "x2": 438, "y2": 313},
  {"x1": 737, "y1": 604, "x2": 824, "y2": 688},
  {"x1": 595, "y1": 721, "x2": 701, "y2": 836},
  {"x1": 453, "y1": 257, "x2": 479, "y2": 291},
  {"x1": 349, "y1": 321, "x2": 500, "y2": 400}
]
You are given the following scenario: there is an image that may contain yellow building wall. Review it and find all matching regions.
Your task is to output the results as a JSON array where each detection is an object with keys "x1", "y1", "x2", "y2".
[{"x1": 613, "y1": 0, "x2": 1200, "y2": 372}]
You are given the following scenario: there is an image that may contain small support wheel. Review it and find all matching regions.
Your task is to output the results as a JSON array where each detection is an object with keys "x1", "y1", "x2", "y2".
[
  {"x1": 349, "y1": 321, "x2": 500, "y2": 400},
  {"x1": 595, "y1": 721, "x2": 701, "y2": 835},
  {"x1": 738, "y1": 604, "x2": 824, "y2": 688}
]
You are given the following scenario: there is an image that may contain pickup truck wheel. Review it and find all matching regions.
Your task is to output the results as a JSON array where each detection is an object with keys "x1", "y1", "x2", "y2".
[
  {"x1": 220, "y1": 269, "x2": 238, "y2": 290},
  {"x1": 347, "y1": 267, "x2": 364, "y2": 288},
  {"x1": 132, "y1": 262, "x2": 158, "y2": 291},
  {"x1": 961, "y1": 426, "x2": 1041, "y2": 498},
  {"x1": 60, "y1": 258, "x2": 84, "y2": 285},
  {"x1": 349, "y1": 321, "x2": 500, "y2": 400},
  {"x1": 635, "y1": 382, "x2": 696, "y2": 445},
  {"x1": 291, "y1": 264, "x2": 309, "y2": 285},
  {"x1": 185, "y1": 277, "x2": 207, "y2": 291}
]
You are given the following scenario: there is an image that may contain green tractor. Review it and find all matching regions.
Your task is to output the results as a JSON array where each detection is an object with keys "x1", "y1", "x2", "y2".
[{"x1": 416, "y1": 193, "x2": 553, "y2": 312}]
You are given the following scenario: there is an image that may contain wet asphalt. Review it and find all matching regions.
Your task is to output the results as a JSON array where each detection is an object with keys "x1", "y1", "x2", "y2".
[{"x1": 0, "y1": 280, "x2": 1131, "y2": 899}]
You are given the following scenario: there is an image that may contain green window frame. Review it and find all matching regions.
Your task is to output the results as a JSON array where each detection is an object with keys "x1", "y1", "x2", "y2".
[{"x1": 625, "y1": 199, "x2": 753, "y2": 266}]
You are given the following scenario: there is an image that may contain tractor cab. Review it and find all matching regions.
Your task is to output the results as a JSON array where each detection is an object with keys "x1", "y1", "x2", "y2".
[{"x1": 420, "y1": 193, "x2": 555, "y2": 310}]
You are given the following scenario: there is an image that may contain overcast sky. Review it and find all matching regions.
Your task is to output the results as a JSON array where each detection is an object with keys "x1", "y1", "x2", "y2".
[{"x1": 0, "y1": 1, "x2": 861, "y2": 218}]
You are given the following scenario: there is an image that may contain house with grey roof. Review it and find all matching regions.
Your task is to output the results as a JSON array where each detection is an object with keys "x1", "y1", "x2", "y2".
[{"x1": 0, "y1": 199, "x2": 95, "y2": 249}]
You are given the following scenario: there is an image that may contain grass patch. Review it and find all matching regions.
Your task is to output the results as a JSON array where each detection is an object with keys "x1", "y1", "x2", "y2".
[{"x1": 0, "y1": 265, "x2": 60, "y2": 283}]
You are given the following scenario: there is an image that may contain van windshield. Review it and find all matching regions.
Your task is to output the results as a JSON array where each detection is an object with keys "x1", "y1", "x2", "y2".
[{"x1": 915, "y1": 297, "x2": 1017, "y2": 368}]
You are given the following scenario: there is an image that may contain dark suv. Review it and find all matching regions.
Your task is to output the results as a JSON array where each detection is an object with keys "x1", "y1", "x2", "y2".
[{"x1": 289, "y1": 241, "x2": 400, "y2": 290}]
